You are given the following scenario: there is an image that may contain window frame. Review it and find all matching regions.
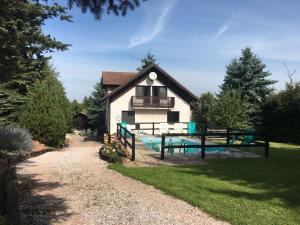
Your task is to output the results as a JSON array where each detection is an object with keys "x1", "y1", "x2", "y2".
[
  {"x1": 152, "y1": 86, "x2": 167, "y2": 97},
  {"x1": 167, "y1": 111, "x2": 179, "y2": 123},
  {"x1": 121, "y1": 111, "x2": 135, "y2": 124},
  {"x1": 136, "y1": 85, "x2": 151, "y2": 96}
]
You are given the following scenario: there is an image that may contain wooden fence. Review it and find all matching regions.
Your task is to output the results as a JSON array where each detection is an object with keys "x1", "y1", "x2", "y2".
[
  {"x1": 116, "y1": 123, "x2": 136, "y2": 161},
  {"x1": 161, "y1": 130, "x2": 269, "y2": 160}
]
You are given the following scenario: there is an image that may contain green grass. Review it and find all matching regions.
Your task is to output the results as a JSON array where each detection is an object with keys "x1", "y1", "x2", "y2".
[{"x1": 109, "y1": 142, "x2": 300, "y2": 225}]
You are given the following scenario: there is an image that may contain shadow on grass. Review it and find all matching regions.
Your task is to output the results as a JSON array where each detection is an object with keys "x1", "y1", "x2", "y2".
[
  {"x1": 173, "y1": 146, "x2": 300, "y2": 208},
  {"x1": 17, "y1": 173, "x2": 74, "y2": 225}
]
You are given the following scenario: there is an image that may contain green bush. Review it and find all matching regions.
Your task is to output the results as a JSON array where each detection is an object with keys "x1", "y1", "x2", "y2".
[
  {"x1": 0, "y1": 126, "x2": 32, "y2": 152},
  {"x1": 261, "y1": 79, "x2": 300, "y2": 144},
  {"x1": 214, "y1": 88, "x2": 250, "y2": 129},
  {"x1": 100, "y1": 141, "x2": 124, "y2": 163},
  {"x1": 18, "y1": 66, "x2": 72, "y2": 148}
]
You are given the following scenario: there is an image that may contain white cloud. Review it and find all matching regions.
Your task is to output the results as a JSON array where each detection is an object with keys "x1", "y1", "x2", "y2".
[
  {"x1": 128, "y1": 0, "x2": 177, "y2": 48},
  {"x1": 212, "y1": 15, "x2": 234, "y2": 41}
]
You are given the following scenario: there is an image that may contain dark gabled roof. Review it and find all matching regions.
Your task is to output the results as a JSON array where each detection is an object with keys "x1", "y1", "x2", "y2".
[
  {"x1": 102, "y1": 71, "x2": 137, "y2": 86},
  {"x1": 73, "y1": 112, "x2": 88, "y2": 119},
  {"x1": 104, "y1": 64, "x2": 199, "y2": 104}
]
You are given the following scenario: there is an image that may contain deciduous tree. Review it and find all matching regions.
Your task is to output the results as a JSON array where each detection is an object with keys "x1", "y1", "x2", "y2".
[{"x1": 214, "y1": 88, "x2": 250, "y2": 129}]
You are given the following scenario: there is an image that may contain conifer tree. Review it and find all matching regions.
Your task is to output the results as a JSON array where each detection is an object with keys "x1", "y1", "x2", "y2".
[
  {"x1": 220, "y1": 47, "x2": 276, "y2": 124},
  {"x1": 0, "y1": 0, "x2": 70, "y2": 125},
  {"x1": 18, "y1": 65, "x2": 72, "y2": 147},
  {"x1": 68, "y1": 0, "x2": 145, "y2": 19},
  {"x1": 88, "y1": 82, "x2": 107, "y2": 135},
  {"x1": 137, "y1": 51, "x2": 158, "y2": 71}
]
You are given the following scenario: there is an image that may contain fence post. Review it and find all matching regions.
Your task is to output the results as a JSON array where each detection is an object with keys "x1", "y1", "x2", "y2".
[
  {"x1": 117, "y1": 123, "x2": 120, "y2": 140},
  {"x1": 226, "y1": 127, "x2": 230, "y2": 145},
  {"x1": 161, "y1": 135, "x2": 165, "y2": 160},
  {"x1": 201, "y1": 131, "x2": 206, "y2": 159},
  {"x1": 124, "y1": 128, "x2": 127, "y2": 148},
  {"x1": 265, "y1": 139, "x2": 269, "y2": 158},
  {"x1": 152, "y1": 123, "x2": 155, "y2": 135},
  {"x1": 131, "y1": 133, "x2": 135, "y2": 161}
]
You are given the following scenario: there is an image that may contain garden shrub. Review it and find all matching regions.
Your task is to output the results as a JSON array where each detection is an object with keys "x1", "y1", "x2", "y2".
[
  {"x1": 99, "y1": 140, "x2": 129, "y2": 163},
  {"x1": 261, "y1": 78, "x2": 300, "y2": 144},
  {"x1": 0, "y1": 126, "x2": 32, "y2": 153}
]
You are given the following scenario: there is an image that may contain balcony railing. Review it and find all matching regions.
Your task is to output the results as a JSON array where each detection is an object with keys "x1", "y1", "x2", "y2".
[{"x1": 131, "y1": 96, "x2": 175, "y2": 108}]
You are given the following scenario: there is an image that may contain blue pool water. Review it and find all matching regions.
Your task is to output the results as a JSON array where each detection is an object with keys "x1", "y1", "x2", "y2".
[{"x1": 140, "y1": 136, "x2": 225, "y2": 154}]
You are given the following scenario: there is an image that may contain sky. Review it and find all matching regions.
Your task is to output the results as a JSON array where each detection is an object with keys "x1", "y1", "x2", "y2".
[{"x1": 44, "y1": 0, "x2": 300, "y2": 102}]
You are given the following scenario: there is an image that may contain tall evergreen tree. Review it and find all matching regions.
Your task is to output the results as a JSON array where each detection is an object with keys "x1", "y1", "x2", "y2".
[
  {"x1": 0, "y1": 0, "x2": 70, "y2": 125},
  {"x1": 82, "y1": 96, "x2": 93, "y2": 112},
  {"x1": 137, "y1": 51, "x2": 158, "y2": 71},
  {"x1": 18, "y1": 65, "x2": 72, "y2": 147},
  {"x1": 71, "y1": 100, "x2": 84, "y2": 114},
  {"x1": 220, "y1": 47, "x2": 276, "y2": 124},
  {"x1": 68, "y1": 0, "x2": 145, "y2": 19},
  {"x1": 221, "y1": 47, "x2": 276, "y2": 104},
  {"x1": 88, "y1": 82, "x2": 107, "y2": 135}
]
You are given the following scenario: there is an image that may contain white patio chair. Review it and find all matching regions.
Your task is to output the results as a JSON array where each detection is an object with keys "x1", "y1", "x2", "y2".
[
  {"x1": 158, "y1": 123, "x2": 169, "y2": 135},
  {"x1": 173, "y1": 123, "x2": 184, "y2": 134}
]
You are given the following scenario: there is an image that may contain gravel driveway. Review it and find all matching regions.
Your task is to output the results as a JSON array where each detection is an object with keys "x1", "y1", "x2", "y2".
[{"x1": 17, "y1": 135, "x2": 229, "y2": 225}]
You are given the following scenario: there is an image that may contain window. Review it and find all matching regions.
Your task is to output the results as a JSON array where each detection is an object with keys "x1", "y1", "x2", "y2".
[
  {"x1": 122, "y1": 111, "x2": 135, "y2": 124},
  {"x1": 167, "y1": 111, "x2": 179, "y2": 123},
  {"x1": 152, "y1": 86, "x2": 167, "y2": 97},
  {"x1": 136, "y1": 86, "x2": 150, "y2": 96}
]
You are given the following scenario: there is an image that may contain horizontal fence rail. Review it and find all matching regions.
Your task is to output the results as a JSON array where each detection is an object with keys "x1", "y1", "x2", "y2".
[
  {"x1": 160, "y1": 130, "x2": 269, "y2": 160},
  {"x1": 117, "y1": 123, "x2": 135, "y2": 161},
  {"x1": 130, "y1": 122, "x2": 189, "y2": 135}
]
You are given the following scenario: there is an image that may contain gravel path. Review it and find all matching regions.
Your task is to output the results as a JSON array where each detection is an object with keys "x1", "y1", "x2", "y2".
[{"x1": 17, "y1": 135, "x2": 229, "y2": 225}]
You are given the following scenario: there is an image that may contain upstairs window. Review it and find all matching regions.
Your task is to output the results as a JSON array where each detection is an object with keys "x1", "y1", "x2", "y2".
[
  {"x1": 152, "y1": 86, "x2": 167, "y2": 97},
  {"x1": 136, "y1": 86, "x2": 150, "y2": 96}
]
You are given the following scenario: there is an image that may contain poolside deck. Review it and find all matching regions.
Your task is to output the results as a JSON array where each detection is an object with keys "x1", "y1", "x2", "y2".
[{"x1": 123, "y1": 139, "x2": 260, "y2": 167}]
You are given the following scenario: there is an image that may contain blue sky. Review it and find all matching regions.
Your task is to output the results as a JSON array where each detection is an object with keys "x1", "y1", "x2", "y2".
[{"x1": 44, "y1": 0, "x2": 300, "y2": 102}]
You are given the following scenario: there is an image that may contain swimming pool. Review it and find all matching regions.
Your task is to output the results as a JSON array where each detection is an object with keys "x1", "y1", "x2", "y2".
[{"x1": 140, "y1": 136, "x2": 225, "y2": 154}]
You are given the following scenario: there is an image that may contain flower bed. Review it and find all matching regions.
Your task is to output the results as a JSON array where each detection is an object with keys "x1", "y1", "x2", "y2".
[{"x1": 100, "y1": 134, "x2": 130, "y2": 163}]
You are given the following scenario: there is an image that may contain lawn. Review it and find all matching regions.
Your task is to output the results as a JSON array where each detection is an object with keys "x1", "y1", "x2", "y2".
[{"x1": 109, "y1": 142, "x2": 300, "y2": 225}]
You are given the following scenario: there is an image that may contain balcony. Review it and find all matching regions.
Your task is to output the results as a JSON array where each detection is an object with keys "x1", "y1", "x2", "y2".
[{"x1": 131, "y1": 96, "x2": 175, "y2": 108}]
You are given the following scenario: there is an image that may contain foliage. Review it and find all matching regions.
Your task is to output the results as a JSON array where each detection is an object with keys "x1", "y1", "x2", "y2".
[
  {"x1": 100, "y1": 141, "x2": 124, "y2": 163},
  {"x1": 71, "y1": 100, "x2": 84, "y2": 114},
  {"x1": 87, "y1": 82, "x2": 107, "y2": 134},
  {"x1": 110, "y1": 142, "x2": 300, "y2": 225},
  {"x1": 68, "y1": 0, "x2": 145, "y2": 19},
  {"x1": 261, "y1": 73, "x2": 300, "y2": 144},
  {"x1": 18, "y1": 66, "x2": 72, "y2": 148},
  {"x1": 214, "y1": 88, "x2": 250, "y2": 129},
  {"x1": 192, "y1": 92, "x2": 216, "y2": 128},
  {"x1": 82, "y1": 96, "x2": 93, "y2": 111},
  {"x1": 0, "y1": 126, "x2": 33, "y2": 153},
  {"x1": 0, "y1": 0, "x2": 70, "y2": 125},
  {"x1": 136, "y1": 51, "x2": 158, "y2": 71},
  {"x1": 220, "y1": 47, "x2": 276, "y2": 125}
]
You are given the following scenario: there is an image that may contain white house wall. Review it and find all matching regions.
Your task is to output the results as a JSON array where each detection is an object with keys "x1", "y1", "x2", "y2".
[{"x1": 109, "y1": 78, "x2": 191, "y2": 134}]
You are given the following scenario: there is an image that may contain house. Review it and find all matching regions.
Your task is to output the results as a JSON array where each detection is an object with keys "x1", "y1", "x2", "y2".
[
  {"x1": 73, "y1": 112, "x2": 89, "y2": 130},
  {"x1": 102, "y1": 64, "x2": 198, "y2": 134}
]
